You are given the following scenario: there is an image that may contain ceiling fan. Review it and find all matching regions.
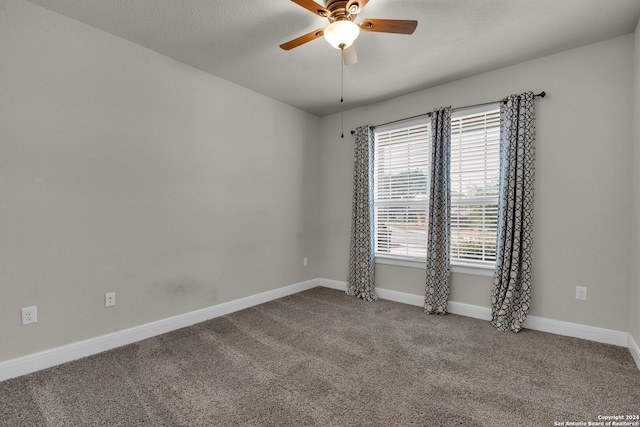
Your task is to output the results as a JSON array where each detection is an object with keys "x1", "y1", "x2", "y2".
[{"x1": 279, "y1": 0, "x2": 418, "y2": 65}]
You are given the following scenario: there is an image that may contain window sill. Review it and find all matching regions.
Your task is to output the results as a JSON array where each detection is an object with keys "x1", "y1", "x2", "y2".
[
  {"x1": 375, "y1": 256, "x2": 425, "y2": 269},
  {"x1": 451, "y1": 263, "x2": 495, "y2": 277},
  {"x1": 375, "y1": 256, "x2": 495, "y2": 277}
]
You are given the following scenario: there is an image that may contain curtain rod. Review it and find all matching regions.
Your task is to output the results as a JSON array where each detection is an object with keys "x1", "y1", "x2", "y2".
[{"x1": 350, "y1": 91, "x2": 546, "y2": 135}]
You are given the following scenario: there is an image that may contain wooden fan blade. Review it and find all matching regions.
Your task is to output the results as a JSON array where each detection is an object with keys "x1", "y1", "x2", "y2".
[
  {"x1": 358, "y1": 19, "x2": 418, "y2": 34},
  {"x1": 346, "y1": 0, "x2": 369, "y2": 14},
  {"x1": 279, "y1": 29, "x2": 325, "y2": 50},
  {"x1": 291, "y1": 0, "x2": 330, "y2": 18},
  {"x1": 343, "y1": 44, "x2": 358, "y2": 66}
]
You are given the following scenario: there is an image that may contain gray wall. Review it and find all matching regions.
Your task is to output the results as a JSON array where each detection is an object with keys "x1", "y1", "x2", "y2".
[
  {"x1": 1, "y1": 0, "x2": 637, "y2": 364},
  {"x1": 631, "y1": 17, "x2": 640, "y2": 347},
  {"x1": 0, "y1": 0, "x2": 320, "y2": 361},
  {"x1": 318, "y1": 35, "x2": 634, "y2": 332}
]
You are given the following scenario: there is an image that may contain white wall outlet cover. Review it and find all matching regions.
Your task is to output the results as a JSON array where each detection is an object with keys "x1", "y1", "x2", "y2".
[
  {"x1": 575, "y1": 286, "x2": 587, "y2": 301},
  {"x1": 21, "y1": 306, "x2": 37, "y2": 325},
  {"x1": 105, "y1": 292, "x2": 116, "y2": 307}
]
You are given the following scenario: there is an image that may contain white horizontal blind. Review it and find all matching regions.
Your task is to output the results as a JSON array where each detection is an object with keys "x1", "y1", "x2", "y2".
[
  {"x1": 450, "y1": 106, "x2": 500, "y2": 266},
  {"x1": 373, "y1": 120, "x2": 430, "y2": 261}
]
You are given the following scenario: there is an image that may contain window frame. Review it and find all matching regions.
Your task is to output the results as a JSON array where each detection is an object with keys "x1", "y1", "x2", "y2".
[
  {"x1": 372, "y1": 104, "x2": 500, "y2": 277},
  {"x1": 372, "y1": 117, "x2": 431, "y2": 264},
  {"x1": 449, "y1": 104, "x2": 500, "y2": 271}
]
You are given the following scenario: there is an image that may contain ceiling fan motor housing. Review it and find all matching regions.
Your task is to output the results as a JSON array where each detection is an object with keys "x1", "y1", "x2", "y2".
[{"x1": 325, "y1": 0, "x2": 360, "y2": 22}]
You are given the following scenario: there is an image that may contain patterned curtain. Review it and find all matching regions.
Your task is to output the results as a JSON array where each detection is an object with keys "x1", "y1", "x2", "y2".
[
  {"x1": 491, "y1": 92, "x2": 536, "y2": 333},
  {"x1": 346, "y1": 125, "x2": 378, "y2": 301},
  {"x1": 424, "y1": 107, "x2": 452, "y2": 314}
]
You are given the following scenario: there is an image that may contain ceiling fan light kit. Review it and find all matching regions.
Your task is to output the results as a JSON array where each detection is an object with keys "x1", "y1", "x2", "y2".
[{"x1": 324, "y1": 20, "x2": 360, "y2": 49}]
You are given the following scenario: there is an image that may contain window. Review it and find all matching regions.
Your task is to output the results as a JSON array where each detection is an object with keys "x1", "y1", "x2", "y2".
[
  {"x1": 373, "y1": 105, "x2": 500, "y2": 271},
  {"x1": 373, "y1": 119, "x2": 430, "y2": 262},
  {"x1": 450, "y1": 106, "x2": 500, "y2": 267}
]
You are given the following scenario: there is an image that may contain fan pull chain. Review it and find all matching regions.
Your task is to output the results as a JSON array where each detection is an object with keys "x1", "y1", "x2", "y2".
[{"x1": 340, "y1": 47, "x2": 344, "y2": 138}]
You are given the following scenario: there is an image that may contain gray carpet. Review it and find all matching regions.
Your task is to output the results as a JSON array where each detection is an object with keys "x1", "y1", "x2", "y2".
[{"x1": 1, "y1": 287, "x2": 639, "y2": 426}]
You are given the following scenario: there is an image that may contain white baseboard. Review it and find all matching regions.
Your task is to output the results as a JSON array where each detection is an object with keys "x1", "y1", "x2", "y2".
[
  {"x1": 630, "y1": 334, "x2": 640, "y2": 371},
  {"x1": 448, "y1": 301, "x2": 493, "y2": 321},
  {"x1": 317, "y1": 278, "x2": 632, "y2": 349},
  {"x1": 0, "y1": 279, "x2": 319, "y2": 382},
  {"x1": 2, "y1": 278, "x2": 636, "y2": 382},
  {"x1": 320, "y1": 279, "x2": 347, "y2": 291},
  {"x1": 377, "y1": 288, "x2": 423, "y2": 307},
  {"x1": 521, "y1": 314, "x2": 628, "y2": 347},
  {"x1": 319, "y1": 279, "x2": 495, "y2": 321}
]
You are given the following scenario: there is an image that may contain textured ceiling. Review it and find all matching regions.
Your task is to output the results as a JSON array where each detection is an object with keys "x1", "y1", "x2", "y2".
[{"x1": 24, "y1": 0, "x2": 640, "y2": 116}]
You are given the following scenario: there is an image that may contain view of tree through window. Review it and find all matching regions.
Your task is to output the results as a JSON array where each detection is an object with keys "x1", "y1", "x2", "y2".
[{"x1": 373, "y1": 105, "x2": 500, "y2": 268}]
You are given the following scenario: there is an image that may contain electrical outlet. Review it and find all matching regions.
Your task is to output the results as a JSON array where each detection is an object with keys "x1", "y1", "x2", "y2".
[
  {"x1": 575, "y1": 286, "x2": 587, "y2": 301},
  {"x1": 21, "y1": 306, "x2": 37, "y2": 325},
  {"x1": 105, "y1": 292, "x2": 116, "y2": 307},
  {"x1": 303, "y1": 257, "x2": 308, "y2": 267}
]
